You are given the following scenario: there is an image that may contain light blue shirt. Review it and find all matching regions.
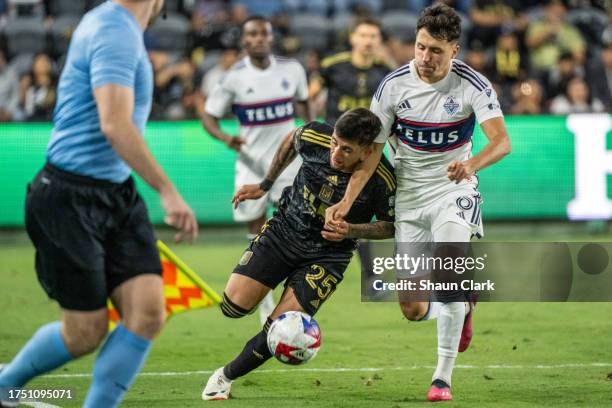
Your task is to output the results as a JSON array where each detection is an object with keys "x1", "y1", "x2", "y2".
[{"x1": 48, "y1": 1, "x2": 153, "y2": 183}]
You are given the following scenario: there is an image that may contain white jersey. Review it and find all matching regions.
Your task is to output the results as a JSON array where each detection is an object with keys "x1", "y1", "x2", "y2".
[
  {"x1": 370, "y1": 59, "x2": 503, "y2": 210},
  {"x1": 205, "y1": 55, "x2": 308, "y2": 166}
]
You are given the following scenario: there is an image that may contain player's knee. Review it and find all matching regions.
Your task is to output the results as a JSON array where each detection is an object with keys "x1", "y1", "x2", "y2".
[
  {"x1": 220, "y1": 292, "x2": 252, "y2": 318},
  {"x1": 63, "y1": 319, "x2": 108, "y2": 357},
  {"x1": 399, "y1": 302, "x2": 424, "y2": 321}
]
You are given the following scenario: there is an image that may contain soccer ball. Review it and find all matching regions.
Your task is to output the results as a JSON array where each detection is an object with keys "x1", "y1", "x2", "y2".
[{"x1": 267, "y1": 311, "x2": 321, "y2": 365}]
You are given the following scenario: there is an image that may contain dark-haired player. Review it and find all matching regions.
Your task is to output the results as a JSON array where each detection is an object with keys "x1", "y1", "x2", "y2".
[
  {"x1": 326, "y1": 4, "x2": 511, "y2": 401},
  {"x1": 201, "y1": 108, "x2": 396, "y2": 400},
  {"x1": 202, "y1": 15, "x2": 311, "y2": 324}
]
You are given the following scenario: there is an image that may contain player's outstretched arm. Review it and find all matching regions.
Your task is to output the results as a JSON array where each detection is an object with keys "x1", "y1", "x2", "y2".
[
  {"x1": 324, "y1": 141, "x2": 384, "y2": 225},
  {"x1": 232, "y1": 129, "x2": 298, "y2": 208},
  {"x1": 202, "y1": 112, "x2": 245, "y2": 151},
  {"x1": 321, "y1": 220, "x2": 394, "y2": 242},
  {"x1": 447, "y1": 116, "x2": 511, "y2": 183},
  {"x1": 95, "y1": 84, "x2": 198, "y2": 243},
  {"x1": 295, "y1": 100, "x2": 314, "y2": 123}
]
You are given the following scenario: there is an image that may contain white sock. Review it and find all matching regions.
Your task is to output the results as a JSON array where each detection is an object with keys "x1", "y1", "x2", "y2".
[
  {"x1": 421, "y1": 301, "x2": 441, "y2": 320},
  {"x1": 259, "y1": 292, "x2": 275, "y2": 326},
  {"x1": 432, "y1": 302, "x2": 466, "y2": 386}
]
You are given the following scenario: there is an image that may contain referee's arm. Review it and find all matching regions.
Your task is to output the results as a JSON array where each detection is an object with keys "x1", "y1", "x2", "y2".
[{"x1": 94, "y1": 84, "x2": 198, "y2": 242}]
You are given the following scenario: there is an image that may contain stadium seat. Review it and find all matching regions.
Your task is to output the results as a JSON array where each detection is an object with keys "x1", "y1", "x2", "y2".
[
  {"x1": 145, "y1": 12, "x2": 190, "y2": 52},
  {"x1": 50, "y1": 16, "x2": 80, "y2": 56},
  {"x1": 566, "y1": 7, "x2": 609, "y2": 45},
  {"x1": 4, "y1": 17, "x2": 47, "y2": 57},
  {"x1": 290, "y1": 14, "x2": 330, "y2": 52},
  {"x1": 330, "y1": 12, "x2": 354, "y2": 42},
  {"x1": 50, "y1": 0, "x2": 88, "y2": 16},
  {"x1": 381, "y1": 0, "x2": 408, "y2": 12},
  {"x1": 381, "y1": 11, "x2": 418, "y2": 39},
  {"x1": 8, "y1": 53, "x2": 34, "y2": 77},
  {"x1": 164, "y1": 0, "x2": 181, "y2": 13}
]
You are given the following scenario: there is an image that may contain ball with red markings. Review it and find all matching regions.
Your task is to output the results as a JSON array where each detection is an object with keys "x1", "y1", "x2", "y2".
[{"x1": 267, "y1": 311, "x2": 321, "y2": 365}]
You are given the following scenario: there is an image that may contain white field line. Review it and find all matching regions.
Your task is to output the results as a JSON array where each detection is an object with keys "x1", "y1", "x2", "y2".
[
  {"x1": 44, "y1": 362, "x2": 612, "y2": 379},
  {"x1": 21, "y1": 402, "x2": 62, "y2": 408}
]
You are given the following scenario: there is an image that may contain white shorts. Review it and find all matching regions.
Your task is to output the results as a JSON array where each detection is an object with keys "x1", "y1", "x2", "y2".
[
  {"x1": 395, "y1": 189, "x2": 484, "y2": 243},
  {"x1": 233, "y1": 155, "x2": 301, "y2": 222}
]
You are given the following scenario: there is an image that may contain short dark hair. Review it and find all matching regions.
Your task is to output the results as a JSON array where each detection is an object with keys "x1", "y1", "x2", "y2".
[
  {"x1": 241, "y1": 15, "x2": 270, "y2": 35},
  {"x1": 416, "y1": 4, "x2": 461, "y2": 43},
  {"x1": 350, "y1": 17, "x2": 382, "y2": 33},
  {"x1": 334, "y1": 108, "x2": 382, "y2": 147}
]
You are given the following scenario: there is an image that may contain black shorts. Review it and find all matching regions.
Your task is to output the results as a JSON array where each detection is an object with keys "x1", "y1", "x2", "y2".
[
  {"x1": 233, "y1": 220, "x2": 352, "y2": 316},
  {"x1": 25, "y1": 163, "x2": 162, "y2": 311}
]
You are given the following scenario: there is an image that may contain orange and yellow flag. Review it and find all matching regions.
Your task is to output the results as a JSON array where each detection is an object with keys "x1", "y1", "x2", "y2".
[{"x1": 108, "y1": 240, "x2": 221, "y2": 328}]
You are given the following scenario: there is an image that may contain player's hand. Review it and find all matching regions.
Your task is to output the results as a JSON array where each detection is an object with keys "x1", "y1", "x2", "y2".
[
  {"x1": 160, "y1": 187, "x2": 198, "y2": 243},
  {"x1": 447, "y1": 160, "x2": 476, "y2": 184},
  {"x1": 321, "y1": 220, "x2": 350, "y2": 241},
  {"x1": 324, "y1": 200, "x2": 350, "y2": 231},
  {"x1": 232, "y1": 184, "x2": 266, "y2": 209},
  {"x1": 225, "y1": 136, "x2": 246, "y2": 152}
]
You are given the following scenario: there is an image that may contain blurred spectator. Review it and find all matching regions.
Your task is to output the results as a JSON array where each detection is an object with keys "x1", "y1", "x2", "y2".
[
  {"x1": 526, "y1": 0, "x2": 586, "y2": 73},
  {"x1": 492, "y1": 29, "x2": 526, "y2": 88},
  {"x1": 19, "y1": 53, "x2": 56, "y2": 121},
  {"x1": 386, "y1": 32, "x2": 415, "y2": 66},
  {"x1": 469, "y1": 0, "x2": 529, "y2": 49},
  {"x1": 465, "y1": 40, "x2": 493, "y2": 79},
  {"x1": 545, "y1": 51, "x2": 584, "y2": 100},
  {"x1": 549, "y1": 75, "x2": 605, "y2": 114},
  {"x1": 510, "y1": 78, "x2": 544, "y2": 114},
  {"x1": 195, "y1": 46, "x2": 240, "y2": 117},
  {"x1": 149, "y1": 50, "x2": 197, "y2": 119},
  {"x1": 586, "y1": 42, "x2": 612, "y2": 110},
  {"x1": 0, "y1": 50, "x2": 19, "y2": 121},
  {"x1": 189, "y1": 7, "x2": 238, "y2": 57}
]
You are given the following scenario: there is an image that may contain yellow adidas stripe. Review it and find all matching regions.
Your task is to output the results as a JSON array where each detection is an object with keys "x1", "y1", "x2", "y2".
[
  {"x1": 302, "y1": 129, "x2": 331, "y2": 141},
  {"x1": 321, "y1": 51, "x2": 351, "y2": 68},
  {"x1": 302, "y1": 135, "x2": 330, "y2": 148},
  {"x1": 377, "y1": 163, "x2": 395, "y2": 187},
  {"x1": 376, "y1": 167, "x2": 395, "y2": 190}
]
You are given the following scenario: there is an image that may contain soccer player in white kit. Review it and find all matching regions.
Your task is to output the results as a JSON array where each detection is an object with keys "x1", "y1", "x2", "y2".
[
  {"x1": 325, "y1": 4, "x2": 511, "y2": 402},
  {"x1": 202, "y1": 16, "x2": 311, "y2": 324}
]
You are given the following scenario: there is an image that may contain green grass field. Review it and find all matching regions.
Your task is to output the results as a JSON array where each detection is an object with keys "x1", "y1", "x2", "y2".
[{"x1": 1, "y1": 224, "x2": 612, "y2": 407}]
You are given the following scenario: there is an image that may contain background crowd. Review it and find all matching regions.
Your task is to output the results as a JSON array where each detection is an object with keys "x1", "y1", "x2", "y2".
[{"x1": 0, "y1": 0, "x2": 610, "y2": 122}]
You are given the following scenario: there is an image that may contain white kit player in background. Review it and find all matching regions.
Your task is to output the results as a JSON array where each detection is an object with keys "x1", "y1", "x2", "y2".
[
  {"x1": 325, "y1": 4, "x2": 511, "y2": 402},
  {"x1": 202, "y1": 16, "x2": 311, "y2": 325}
]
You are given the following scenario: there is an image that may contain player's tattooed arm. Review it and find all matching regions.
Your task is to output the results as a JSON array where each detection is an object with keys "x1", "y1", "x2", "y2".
[
  {"x1": 321, "y1": 220, "x2": 394, "y2": 241},
  {"x1": 261, "y1": 128, "x2": 300, "y2": 188},
  {"x1": 233, "y1": 129, "x2": 300, "y2": 207}
]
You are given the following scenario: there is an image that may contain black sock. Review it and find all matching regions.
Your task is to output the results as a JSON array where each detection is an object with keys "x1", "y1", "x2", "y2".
[
  {"x1": 223, "y1": 318, "x2": 273, "y2": 380},
  {"x1": 432, "y1": 378, "x2": 450, "y2": 389}
]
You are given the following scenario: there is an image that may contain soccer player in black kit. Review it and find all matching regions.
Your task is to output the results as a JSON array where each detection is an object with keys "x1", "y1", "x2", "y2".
[{"x1": 201, "y1": 108, "x2": 396, "y2": 400}]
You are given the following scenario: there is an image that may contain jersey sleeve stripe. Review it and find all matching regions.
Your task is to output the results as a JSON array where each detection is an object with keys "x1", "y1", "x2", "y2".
[
  {"x1": 376, "y1": 168, "x2": 395, "y2": 190},
  {"x1": 301, "y1": 129, "x2": 331, "y2": 140},
  {"x1": 377, "y1": 162, "x2": 395, "y2": 184},
  {"x1": 376, "y1": 163, "x2": 396, "y2": 187},
  {"x1": 451, "y1": 67, "x2": 484, "y2": 91},
  {"x1": 373, "y1": 65, "x2": 411, "y2": 101},
  {"x1": 453, "y1": 61, "x2": 488, "y2": 88},
  {"x1": 301, "y1": 132, "x2": 331, "y2": 144},
  {"x1": 301, "y1": 135, "x2": 331, "y2": 148}
]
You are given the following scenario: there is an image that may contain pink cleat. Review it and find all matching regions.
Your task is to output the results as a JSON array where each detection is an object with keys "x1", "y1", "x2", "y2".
[
  {"x1": 427, "y1": 384, "x2": 453, "y2": 402},
  {"x1": 458, "y1": 294, "x2": 477, "y2": 352}
]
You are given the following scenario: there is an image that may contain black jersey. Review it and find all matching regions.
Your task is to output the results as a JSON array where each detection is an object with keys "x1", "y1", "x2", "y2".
[
  {"x1": 272, "y1": 121, "x2": 396, "y2": 252},
  {"x1": 318, "y1": 52, "x2": 391, "y2": 124}
]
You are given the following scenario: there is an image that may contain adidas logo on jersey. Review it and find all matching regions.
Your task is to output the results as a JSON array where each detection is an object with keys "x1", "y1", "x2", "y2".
[
  {"x1": 397, "y1": 99, "x2": 412, "y2": 111},
  {"x1": 326, "y1": 175, "x2": 338, "y2": 185}
]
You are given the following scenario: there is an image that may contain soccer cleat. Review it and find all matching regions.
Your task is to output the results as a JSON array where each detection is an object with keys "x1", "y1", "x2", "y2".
[
  {"x1": 427, "y1": 380, "x2": 453, "y2": 402},
  {"x1": 0, "y1": 365, "x2": 19, "y2": 408},
  {"x1": 458, "y1": 294, "x2": 477, "y2": 352},
  {"x1": 202, "y1": 367, "x2": 233, "y2": 401}
]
